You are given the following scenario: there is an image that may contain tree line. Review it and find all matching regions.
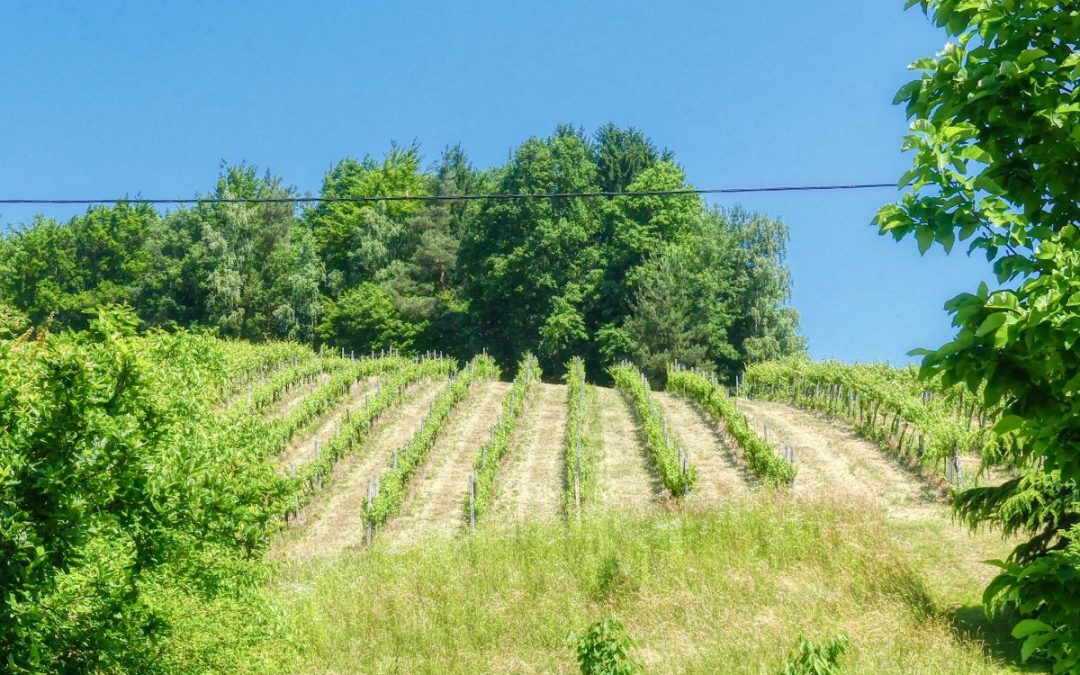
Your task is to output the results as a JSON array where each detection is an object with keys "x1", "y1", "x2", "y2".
[{"x1": 0, "y1": 124, "x2": 804, "y2": 381}]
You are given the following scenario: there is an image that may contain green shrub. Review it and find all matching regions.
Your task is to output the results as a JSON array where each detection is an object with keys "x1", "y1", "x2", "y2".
[
  {"x1": 779, "y1": 632, "x2": 849, "y2": 675},
  {"x1": 567, "y1": 616, "x2": 641, "y2": 675}
]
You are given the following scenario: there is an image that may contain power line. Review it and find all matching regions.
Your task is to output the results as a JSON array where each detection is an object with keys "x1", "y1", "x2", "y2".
[{"x1": 0, "y1": 182, "x2": 899, "y2": 205}]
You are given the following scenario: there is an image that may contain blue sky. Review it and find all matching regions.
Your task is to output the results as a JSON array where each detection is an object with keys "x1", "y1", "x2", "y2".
[{"x1": 0, "y1": 1, "x2": 993, "y2": 363}]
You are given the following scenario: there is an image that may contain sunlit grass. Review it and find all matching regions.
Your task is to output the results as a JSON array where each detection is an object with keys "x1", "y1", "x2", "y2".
[{"x1": 260, "y1": 495, "x2": 1017, "y2": 674}]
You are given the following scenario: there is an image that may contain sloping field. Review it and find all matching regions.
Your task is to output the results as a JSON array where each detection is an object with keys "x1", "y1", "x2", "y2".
[
  {"x1": 279, "y1": 378, "x2": 445, "y2": 561},
  {"x1": 653, "y1": 391, "x2": 750, "y2": 503},
  {"x1": 259, "y1": 367, "x2": 1021, "y2": 673},
  {"x1": 276, "y1": 379, "x2": 1010, "y2": 584},
  {"x1": 389, "y1": 380, "x2": 512, "y2": 544},
  {"x1": 594, "y1": 387, "x2": 665, "y2": 511},
  {"x1": 489, "y1": 382, "x2": 568, "y2": 523}
]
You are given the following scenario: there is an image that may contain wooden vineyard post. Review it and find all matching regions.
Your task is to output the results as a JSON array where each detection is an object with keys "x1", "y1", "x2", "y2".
[
  {"x1": 365, "y1": 478, "x2": 376, "y2": 547},
  {"x1": 575, "y1": 384, "x2": 583, "y2": 517},
  {"x1": 946, "y1": 444, "x2": 963, "y2": 487},
  {"x1": 681, "y1": 450, "x2": 689, "y2": 498},
  {"x1": 469, "y1": 471, "x2": 478, "y2": 533}
]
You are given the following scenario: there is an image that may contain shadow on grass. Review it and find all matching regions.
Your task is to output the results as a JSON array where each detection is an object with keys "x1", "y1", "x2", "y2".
[{"x1": 948, "y1": 605, "x2": 1050, "y2": 673}]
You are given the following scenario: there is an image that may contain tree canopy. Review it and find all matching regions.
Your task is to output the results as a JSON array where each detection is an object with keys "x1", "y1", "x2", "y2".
[
  {"x1": 0, "y1": 125, "x2": 805, "y2": 382},
  {"x1": 877, "y1": 1, "x2": 1080, "y2": 668}
]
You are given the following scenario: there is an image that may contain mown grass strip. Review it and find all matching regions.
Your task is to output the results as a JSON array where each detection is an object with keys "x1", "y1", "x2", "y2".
[
  {"x1": 610, "y1": 362, "x2": 696, "y2": 497},
  {"x1": 463, "y1": 354, "x2": 540, "y2": 525},
  {"x1": 666, "y1": 364, "x2": 795, "y2": 486}
]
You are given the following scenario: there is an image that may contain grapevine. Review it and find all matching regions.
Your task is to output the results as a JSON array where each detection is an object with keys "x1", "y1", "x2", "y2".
[{"x1": 610, "y1": 361, "x2": 696, "y2": 497}]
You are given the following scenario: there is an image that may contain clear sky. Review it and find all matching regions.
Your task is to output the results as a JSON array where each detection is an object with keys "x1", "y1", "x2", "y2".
[{"x1": 0, "y1": 1, "x2": 994, "y2": 364}]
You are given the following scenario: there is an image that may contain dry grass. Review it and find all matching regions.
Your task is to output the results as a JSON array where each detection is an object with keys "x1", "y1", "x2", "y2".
[
  {"x1": 260, "y1": 495, "x2": 1019, "y2": 674},
  {"x1": 490, "y1": 382, "x2": 569, "y2": 523}
]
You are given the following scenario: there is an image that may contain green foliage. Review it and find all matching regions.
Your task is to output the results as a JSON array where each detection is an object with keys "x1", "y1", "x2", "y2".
[
  {"x1": 624, "y1": 206, "x2": 805, "y2": 384},
  {"x1": 564, "y1": 357, "x2": 600, "y2": 514},
  {"x1": 307, "y1": 144, "x2": 427, "y2": 290},
  {"x1": 592, "y1": 123, "x2": 666, "y2": 193},
  {"x1": 609, "y1": 362, "x2": 697, "y2": 496},
  {"x1": 0, "y1": 127, "x2": 802, "y2": 383},
  {"x1": 878, "y1": 2, "x2": 1080, "y2": 667},
  {"x1": 623, "y1": 251, "x2": 708, "y2": 380},
  {"x1": 779, "y1": 632, "x2": 849, "y2": 675},
  {"x1": 0, "y1": 204, "x2": 159, "y2": 328},
  {"x1": 316, "y1": 282, "x2": 423, "y2": 353},
  {"x1": 0, "y1": 308, "x2": 284, "y2": 672},
  {"x1": 990, "y1": 526, "x2": 1080, "y2": 671},
  {"x1": 593, "y1": 553, "x2": 638, "y2": 603},
  {"x1": 667, "y1": 364, "x2": 795, "y2": 486},
  {"x1": 465, "y1": 354, "x2": 540, "y2": 522},
  {"x1": 363, "y1": 355, "x2": 500, "y2": 528},
  {"x1": 567, "y1": 616, "x2": 641, "y2": 675},
  {"x1": 459, "y1": 127, "x2": 602, "y2": 377},
  {"x1": 0, "y1": 303, "x2": 29, "y2": 337}
]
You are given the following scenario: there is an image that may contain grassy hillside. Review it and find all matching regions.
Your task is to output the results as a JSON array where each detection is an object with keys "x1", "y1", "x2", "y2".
[
  {"x1": 4, "y1": 327, "x2": 1034, "y2": 672},
  {"x1": 262, "y1": 498, "x2": 1014, "y2": 674}
]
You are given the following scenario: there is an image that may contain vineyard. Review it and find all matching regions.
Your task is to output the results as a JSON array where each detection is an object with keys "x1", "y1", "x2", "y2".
[{"x1": 2, "y1": 318, "x2": 1031, "y2": 673}]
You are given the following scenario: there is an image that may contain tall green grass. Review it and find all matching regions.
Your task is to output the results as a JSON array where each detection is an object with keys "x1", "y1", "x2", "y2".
[{"x1": 263, "y1": 497, "x2": 1009, "y2": 674}]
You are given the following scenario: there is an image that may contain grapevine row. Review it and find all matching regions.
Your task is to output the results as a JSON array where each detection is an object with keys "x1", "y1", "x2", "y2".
[
  {"x1": 362, "y1": 355, "x2": 501, "y2": 530},
  {"x1": 666, "y1": 364, "x2": 795, "y2": 486},
  {"x1": 463, "y1": 354, "x2": 540, "y2": 526},
  {"x1": 563, "y1": 356, "x2": 599, "y2": 515},
  {"x1": 610, "y1": 362, "x2": 696, "y2": 497}
]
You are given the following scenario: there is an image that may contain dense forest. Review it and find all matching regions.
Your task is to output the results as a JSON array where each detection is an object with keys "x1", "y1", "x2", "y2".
[{"x1": 0, "y1": 124, "x2": 803, "y2": 381}]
